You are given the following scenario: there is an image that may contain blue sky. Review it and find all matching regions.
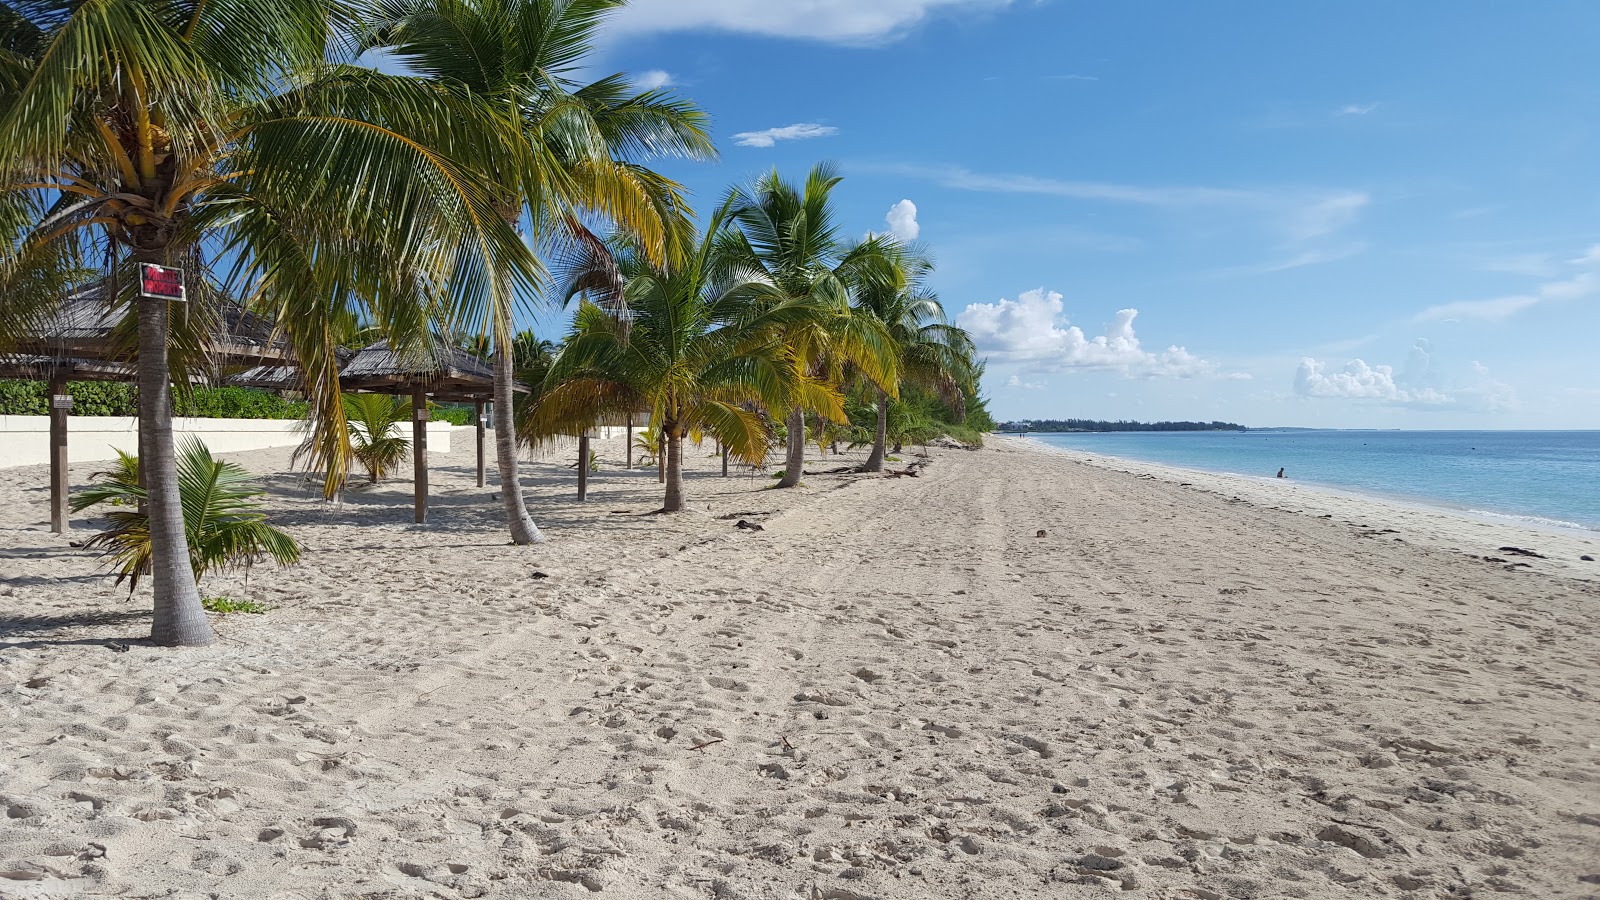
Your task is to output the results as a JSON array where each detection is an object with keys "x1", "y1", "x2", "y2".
[{"x1": 586, "y1": 0, "x2": 1600, "y2": 428}]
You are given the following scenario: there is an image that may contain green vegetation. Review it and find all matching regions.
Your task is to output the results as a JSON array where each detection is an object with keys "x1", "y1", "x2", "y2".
[
  {"x1": 71, "y1": 439, "x2": 301, "y2": 594},
  {"x1": 429, "y1": 405, "x2": 475, "y2": 426},
  {"x1": 203, "y1": 596, "x2": 269, "y2": 615},
  {"x1": 2, "y1": 0, "x2": 989, "y2": 645},
  {"x1": 0, "y1": 381, "x2": 306, "y2": 419},
  {"x1": 344, "y1": 394, "x2": 412, "y2": 485}
]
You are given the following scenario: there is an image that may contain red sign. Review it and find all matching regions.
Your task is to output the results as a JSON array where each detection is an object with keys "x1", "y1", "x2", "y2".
[{"x1": 139, "y1": 263, "x2": 185, "y2": 301}]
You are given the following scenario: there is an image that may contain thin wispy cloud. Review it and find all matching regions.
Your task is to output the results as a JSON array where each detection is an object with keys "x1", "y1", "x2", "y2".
[
  {"x1": 1211, "y1": 244, "x2": 1367, "y2": 277},
  {"x1": 1571, "y1": 243, "x2": 1600, "y2": 266},
  {"x1": 635, "y1": 69, "x2": 674, "y2": 90},
  {"x1": 732, "y1": 123, "x2": 839, "y2": 148},
  {"x1": 1416, "y1": 262, "x2": 1599, "y2": 322},
  {"x1": 610, "y1": 0, "x2": 1018, "y2": 44},
  {"x1": 1285, "y1": 191, "x2": 1370, "y2": 241},
  {"x1": 867, "y1": 163, "x2": 1254, "y2": 206},
  {"x1": 1338, "y1": 102, "x2": 1379, "y2": 116},
  {"x1": 1045, "y1": 74, "x2": 1098, "y2": 81}
]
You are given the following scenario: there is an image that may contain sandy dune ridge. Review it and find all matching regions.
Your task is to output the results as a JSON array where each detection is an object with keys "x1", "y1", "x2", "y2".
[{"x1": 1, "y1": 434, "x2": 1597, "y2": 898}]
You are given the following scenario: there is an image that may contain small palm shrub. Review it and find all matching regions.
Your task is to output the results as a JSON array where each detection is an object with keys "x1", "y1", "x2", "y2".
[
  {"x1": 633, "y1": 421, "x2": 660, "y2": 467},
  {"x1": 71, "y1": 439, "x2": 301, "y2": 593},
  {"x1": 344, "y1": 393, "x2": 412, "y2": 485}
]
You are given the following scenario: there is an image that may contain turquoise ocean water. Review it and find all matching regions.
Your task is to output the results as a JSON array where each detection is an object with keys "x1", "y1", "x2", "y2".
[{"x1": 1020, "y1": 430, "x2": 1600, "y2": 533}]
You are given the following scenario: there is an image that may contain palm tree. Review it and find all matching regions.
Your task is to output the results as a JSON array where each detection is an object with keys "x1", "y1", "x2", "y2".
[
  {"x1": 849, "y1": 244, "x2": 975, "y2": 472},
  {"x1": 364, "y1": 0, "x2": 715, "y2": 544},
  {"x1": 1, "y1": 0, "x2": 537, "y2": 645},
  {"x1": 71, "y1": 438, "x2": 300, "y2": 592},
  {"x1": 527, "y1": 212, "x2": 840, "y2": 512},
  {"x1": 717, "y1": 164, "x2": 899, "y2": 488},
  {"x1": 344, "y1": 394, "x2": 412, "y2": 484}
]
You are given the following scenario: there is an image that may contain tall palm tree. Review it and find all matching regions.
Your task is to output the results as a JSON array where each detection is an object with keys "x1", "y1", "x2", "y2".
[
  {"x1": 1, "y1": 0, "x2": 537, "y2": 645},
  {"x1": 849, "y1": 243, "x2": 975, "y2": 472},
  {"x1": 717, "y1": 164, "x2": 899, "y2": 488},
  {"x1": 528, "y1": 208, "x2": 839, "y2": 511},
  {"x1": 364, "y1": 0, "x2": 715, "y2": 544}
]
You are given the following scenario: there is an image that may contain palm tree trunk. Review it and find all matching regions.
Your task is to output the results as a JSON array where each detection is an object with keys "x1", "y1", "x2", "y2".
[
  {"x1": 663, "y1": 427, "x2": 685, "y2": 512},
  {"x1": 864, "y1": 387, "x2": 888, "y2": 472},
  {"x1": 776, "y1": 406, "x2": 805, "y2": 488},
  {"x1": 492, "y1": 329, "x2": 543, "y2": 544},
  {"x1": 657, "y1": 431, "x2": 665, "y2": 483},
  {"x1": 135, "y1": 288, "x2": 214, "y2": 647}
]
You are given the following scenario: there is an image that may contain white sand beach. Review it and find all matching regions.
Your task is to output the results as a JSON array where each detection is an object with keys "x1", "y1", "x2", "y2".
[{"x1": 2, "y1": 435, "x2": 1597, "y2": 898}]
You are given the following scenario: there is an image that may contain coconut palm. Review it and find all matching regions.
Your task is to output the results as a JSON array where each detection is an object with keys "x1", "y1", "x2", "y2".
[
  {"x1": 848, "y1": 244, "x2": 975, "y2": 471},
  {"x1": 717, "y1": 164, "x2": 899, "y2": 488},
  {"x1": 527, "y1": 214, "x2": 841, "y2": 512},
  {"x1": 1, "y1": 0, "x2": 538, "y2": 645},
  {"x1": 363, "y1": 0, "x2": 715, "y2": 544},
  {"x1": 344, "y1": 393, "x2": 412, "y2": 484},
  {"x1": 71, "y1": 438, "x2": 300, "y2": 593}
]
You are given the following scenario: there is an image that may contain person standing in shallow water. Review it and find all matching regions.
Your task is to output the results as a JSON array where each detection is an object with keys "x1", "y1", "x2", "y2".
[{"x1": 1277, "y1": 468, "x2": 1286, "y2": 478}]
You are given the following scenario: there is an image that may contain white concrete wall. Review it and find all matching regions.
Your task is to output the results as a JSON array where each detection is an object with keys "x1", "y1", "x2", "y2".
[{"x1": 0, "y1": 416, "x2": 452, "y2": 469}]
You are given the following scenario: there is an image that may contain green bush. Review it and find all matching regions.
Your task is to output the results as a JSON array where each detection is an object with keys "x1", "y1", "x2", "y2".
[
  {"x1": 428, "y1": 404, "x2": 475, "y2": 426},
  {"x1": 175, "y1": 387, "x2": 306, "y2": 420},
  {"x1": 0, "y1": 380, "x2": 305, "y2": 419}
]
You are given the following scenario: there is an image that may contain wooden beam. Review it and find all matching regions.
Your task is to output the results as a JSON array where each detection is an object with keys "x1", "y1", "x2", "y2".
[
  {"x1": 577, "y1": 433, "x2": 590, "y2": 501},
  {"x1": 412, "y1": 387, "x2": 428, "y2": 524},
  {"x1": 48, "y1": 373, "x2": 70, "y2": 533},
  {"x1": 475, "y1": 400, "x2": 486, "y2": 488}
]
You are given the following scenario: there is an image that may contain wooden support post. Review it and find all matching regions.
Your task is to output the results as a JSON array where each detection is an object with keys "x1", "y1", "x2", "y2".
[
  {"x1": 48, "y1": 373, "x2": 70, "y2": 533},
  {"x1": 657, "y1": 431, "x2": 666, "y2": 484},
  {"x1": 475, "y1": 400, "x2": 487, "y2": 488},
  {"x1": 722, "y1": 443, "x2": 730, "y2": 478},
  {"x1": 577, "y1": 432, "x2": 590, "y2": 501},
  {"x1": 625, "y1": 413, "x2": 633, "y2": 469},
  {"x1": 412, "y1": 388, "x2": 428, "y2": 524}
]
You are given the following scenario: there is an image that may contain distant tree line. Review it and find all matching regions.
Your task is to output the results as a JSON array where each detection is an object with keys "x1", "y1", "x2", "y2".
[{"x1": 999, "y1": 419, "x2": 1245, "y2": 433}]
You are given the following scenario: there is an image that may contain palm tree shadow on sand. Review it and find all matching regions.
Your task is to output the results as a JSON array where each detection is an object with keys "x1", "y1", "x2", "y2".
[{"x1": 1, "y1": 608, "x2": 153, "y2": 649}]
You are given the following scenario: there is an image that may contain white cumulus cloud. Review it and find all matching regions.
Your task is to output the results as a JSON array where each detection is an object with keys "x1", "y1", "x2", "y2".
[
  {"x1": 885, "y1": 199, "x2": 919, "y2": 241},
  {"x1": 955, "y1": 288, "x2": 1212, "y2": 377},
  {"x1": 732, "y1": 123, "x2": 839, "y2": 148},
  {"x1": 1295, "y1": 341, "x2": 1515, "y2": 411},
  {"x1": 1005, "y1": 375, "x2": 1044, "y2": 390},
  {"x1": 635, "y1": 69, "x2": 673, "y2": 90},
  {"x1": 610, "y1": 0, "x2": 1015, "y2": 43}
]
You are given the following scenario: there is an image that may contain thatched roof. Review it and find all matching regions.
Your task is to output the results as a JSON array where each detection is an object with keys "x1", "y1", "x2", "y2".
[
  {"x1": 10, "y1": 279, "x2": 288, "y2": 364},
  {"x1": 0, "y1": 355, "x2": 138, "y2": 384},
  {"x1": 338, "y1": 339, "x2": 524, "y2": 402},
  {"x1": 226, "y1": 346, "x2": 355, "y2": 392}
]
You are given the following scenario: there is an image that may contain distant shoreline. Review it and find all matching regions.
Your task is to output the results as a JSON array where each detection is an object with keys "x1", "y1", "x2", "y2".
[{"x1": 1005, "y1": 434, "x2": 1600, "y2": 577}]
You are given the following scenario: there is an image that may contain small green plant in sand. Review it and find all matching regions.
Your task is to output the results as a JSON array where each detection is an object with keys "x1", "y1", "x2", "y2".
[
  {"x1": 344, "y1": 393, "x2": 411, "y2": 485},
  {"x1": 72, "y1": 438, "x2": 301, "y2": 592},
  {"x1": 633, "y1": 421, "x2": 660, "y2": 467},
  {"x1": 203, "y1": 596, "x2": 268, "y2": 614}
]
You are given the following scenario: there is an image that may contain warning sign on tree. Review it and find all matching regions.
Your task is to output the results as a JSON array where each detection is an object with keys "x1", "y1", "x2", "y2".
[{"x1": 139, "y1": 264, "x2": 186, "y2": 301}]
